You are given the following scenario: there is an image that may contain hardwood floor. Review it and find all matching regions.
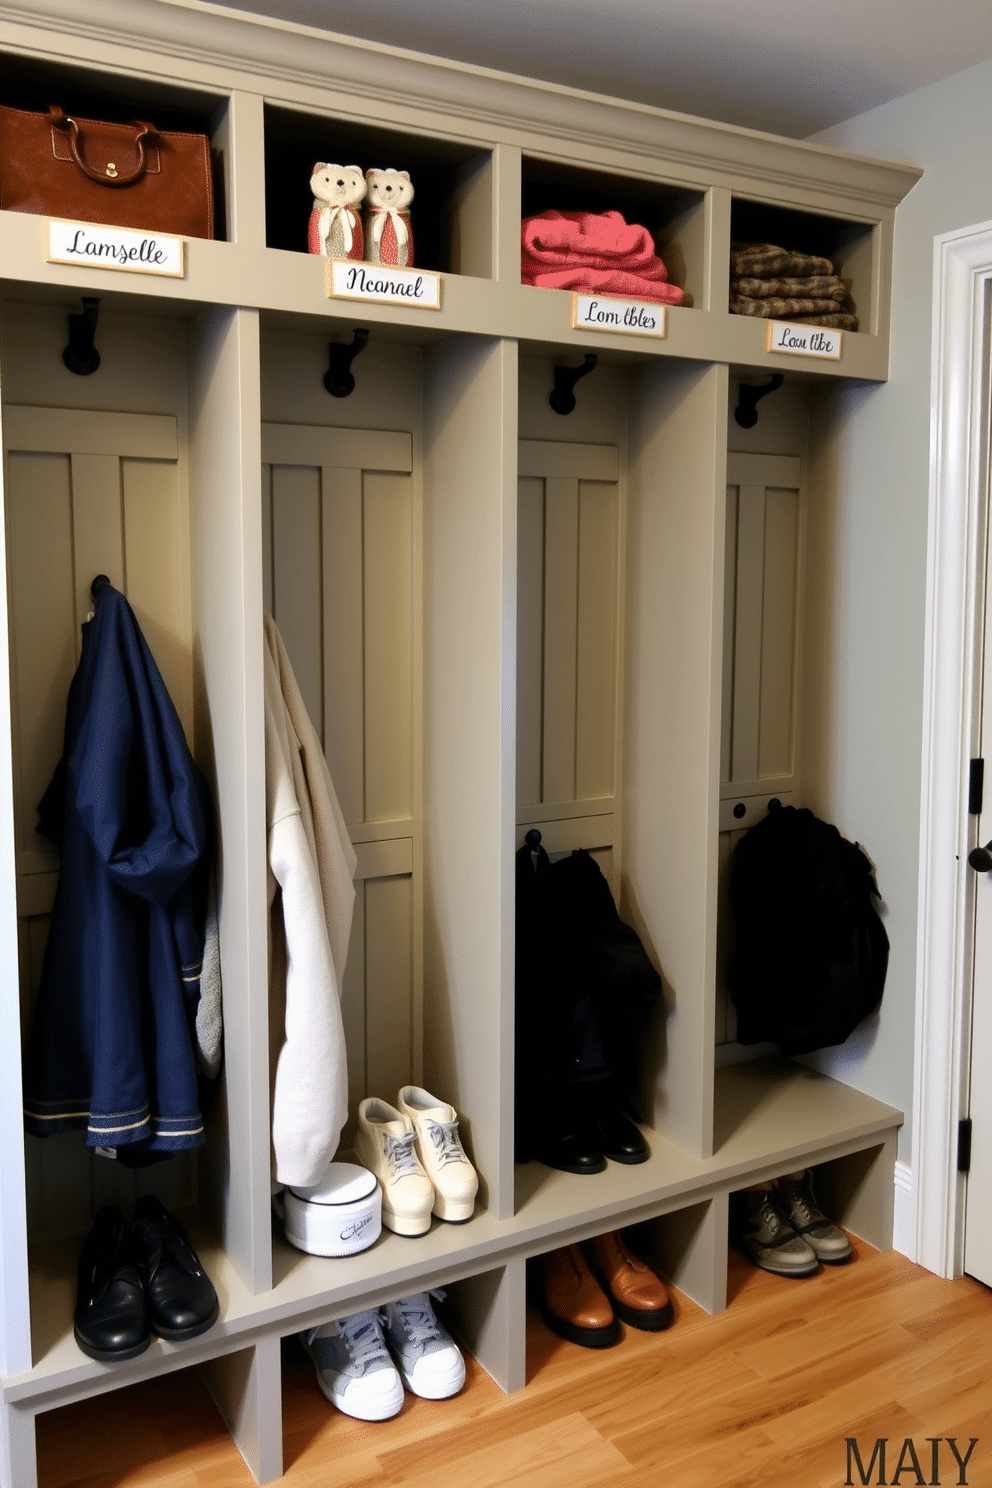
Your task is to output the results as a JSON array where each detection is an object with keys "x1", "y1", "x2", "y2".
[{"x1": 35, "y1": 1238, "x2": 992, "y2": 1487}]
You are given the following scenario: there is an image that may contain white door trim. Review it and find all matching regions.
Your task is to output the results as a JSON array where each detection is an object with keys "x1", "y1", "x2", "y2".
[{"x1": 915, "y1": 218, "x2": 992, "y2": 1276}]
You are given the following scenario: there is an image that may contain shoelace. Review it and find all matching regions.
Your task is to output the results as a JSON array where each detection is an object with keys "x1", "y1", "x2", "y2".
[
  {"x1": 782, "y1": 1182, "x2": 825, "y2": 1228},
  {"x1": 307, "y1": 1310, "x2": 390, "y2": 1375},
  {"x1": 428, "y1": 1119, "x2": 464, "y2": 1166},
  {"x1": 757, "y1": 1196, "x2": 790, "y2": 1237},
  {"x1": 384, "y1": 1129, "x2": 421, "y2": 1178},
  {"x1": 390, "y1": 1289, "x2": 447, "y2": 1346}
]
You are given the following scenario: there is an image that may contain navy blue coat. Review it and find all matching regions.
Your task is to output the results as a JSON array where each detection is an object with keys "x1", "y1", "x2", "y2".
[{"x1": 23, "y1": 576, "x2": 213, "y2": 1152}]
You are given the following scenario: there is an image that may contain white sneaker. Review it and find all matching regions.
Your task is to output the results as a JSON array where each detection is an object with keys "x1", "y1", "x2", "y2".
[
  {"x1": 301, "y1": 1310, "x2": 404, "y2": 1420},
  {"x1": 355, "y1": 1098, "x2": 434, "y2": 1236},
  {"x1": 397, "y1": 1086, "x2": 478, "y2": 1223},
  {"x1": 380, "y1": 1290, "x2": 466, "y2": 1399}
]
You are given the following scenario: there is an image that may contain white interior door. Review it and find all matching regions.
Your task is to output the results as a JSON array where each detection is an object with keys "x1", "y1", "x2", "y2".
[{"x1": 964, "y1": 518, "x2": 992, "y2": 1286}]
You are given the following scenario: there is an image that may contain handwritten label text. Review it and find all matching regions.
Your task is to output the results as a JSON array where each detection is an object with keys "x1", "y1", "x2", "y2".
[
  {"x1": 766, "y1": 319, "x2": 843, "y2": 359},
  {"x1": 326, "y1": 258, "x2": 442, "y2": 309},
  {"x1": 47, "y1": 220, "x2": 185, "y2": 277},
  {"x1": 572, "y1": 293, "x2": 666, "y2": 338}
]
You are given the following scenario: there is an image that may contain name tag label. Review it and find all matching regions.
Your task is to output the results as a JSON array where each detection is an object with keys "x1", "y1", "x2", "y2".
[
  {"x1": 47, "y1": 219, "x2": 185, "y2": 277},
  {"x1": 766, "y1": 320, "x2": 843, "y2": 359},
  {"x1": 326, "y1": 258, "x2": 442, "y2": 310},
  {"x1": 571, "y1": 293, "x2": 666, "y2": 338}
]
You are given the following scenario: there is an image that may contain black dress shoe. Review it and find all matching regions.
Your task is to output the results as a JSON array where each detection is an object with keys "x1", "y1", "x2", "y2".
[
  {"x1": 535, "y1": 1130, "x2": 607, "y2": 1175},
  {"x1": 131, "y1": 1196, "x2": 219, "y2": 1341},
  {"x1": 74, "y1": 1207, "x2": 150, "y2": 1362},
  {"x1": 595, "y1": 1109, "x2": 649, "y2": 1164}
]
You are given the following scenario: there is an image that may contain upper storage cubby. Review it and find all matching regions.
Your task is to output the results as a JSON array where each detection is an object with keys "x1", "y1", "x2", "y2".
[
  {"x1": 263, "y1": 104, "x2": 494, "y2": 277},
  {"x1": 0, "y1": 51, "x2": 231, "y2": 239},
  {"x1": 729, "y1": 197, "x2": 876, "y2": 336},
  {"x1": 520, "y1": 154, "x2": 705, "y2": 307}
]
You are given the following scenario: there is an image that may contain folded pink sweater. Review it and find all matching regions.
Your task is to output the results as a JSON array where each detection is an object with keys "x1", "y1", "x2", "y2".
[{"x1": 521, "y1": 209, "x2": 684, "y2": 304}]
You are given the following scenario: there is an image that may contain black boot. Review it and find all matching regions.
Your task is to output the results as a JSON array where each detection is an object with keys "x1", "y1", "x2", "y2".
[
  {"x1": 74, "y1": 1207, "x2": 149, "y2": 1362},
  {"x1": 131, "y1": 1196, "x2": 219, "y2": 1341}
]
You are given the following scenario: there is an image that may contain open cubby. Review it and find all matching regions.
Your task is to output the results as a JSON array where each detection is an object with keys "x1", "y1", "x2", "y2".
[
  {"x1": 521, "y1": 153, "x2": 705, "y2": 301},
  {"x1": 729, "y1": 196, "x2": 875, "y2": 331},
  {"x1": 263, "y1": 104, "x2": 493, "y2": 276},
  {"x1": 0, "y1": 50, "x2": 230, "y2": 240}
]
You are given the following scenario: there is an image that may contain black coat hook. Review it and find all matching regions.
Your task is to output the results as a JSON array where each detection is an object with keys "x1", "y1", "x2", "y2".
[
  {"x1": 63, "y1": 297, "x2": 101, "y2": 376},
  {"x1": 733, "y1": 373, "x2": 783, "y2": 428},
  {"x1": 324, "y1": 328, "x2": 369, "y2": 397},
  {"x1": 549, "y1": 353, "x2": 597, "y2": 415}
]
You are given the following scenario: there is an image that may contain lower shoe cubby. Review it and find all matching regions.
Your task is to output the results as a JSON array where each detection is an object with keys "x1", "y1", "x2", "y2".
[
  {"x1": 3, "y1": 1064, "x2": 902, "y2": 1487},
  {"x1": 32, "y1": 1361, "x2": 245, "y2": 1487},
  {"x1": 7, "y1": 1334, "x2": 284, "y2": 1488}
]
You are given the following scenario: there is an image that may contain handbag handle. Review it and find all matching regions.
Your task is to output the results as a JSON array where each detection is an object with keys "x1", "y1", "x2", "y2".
[{"x1": 46, "y1": 105, "x2": 157, "y2": 187}]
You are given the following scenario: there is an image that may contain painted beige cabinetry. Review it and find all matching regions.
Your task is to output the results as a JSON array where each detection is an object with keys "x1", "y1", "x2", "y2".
[{"x1": 0, "y1": 4, "x2": 919, "y2": 1483}]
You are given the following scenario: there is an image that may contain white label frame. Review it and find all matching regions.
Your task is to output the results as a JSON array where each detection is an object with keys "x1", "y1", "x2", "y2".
[
  {"x1": 46, "y1": 219, "x2": 185, "y2": 278},
  {"x1": 765, "y1": 319, "x2": 843, "y2": 359},
  {"x1": 571, "y1": 292, "x2": 667, "y2": 338},
  {"x1": 325, "y1": 258, "x2": 442, "y2": 310}
]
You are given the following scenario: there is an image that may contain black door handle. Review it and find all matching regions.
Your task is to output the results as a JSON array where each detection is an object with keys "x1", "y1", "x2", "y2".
[{"x1": 969, "y1": 840, "x2": 992, "y2": 871}]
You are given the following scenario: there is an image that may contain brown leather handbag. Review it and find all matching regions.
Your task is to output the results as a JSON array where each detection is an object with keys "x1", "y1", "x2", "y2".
[{"x1": 0, "y1": 104, "x2": 215, "y2": 239}]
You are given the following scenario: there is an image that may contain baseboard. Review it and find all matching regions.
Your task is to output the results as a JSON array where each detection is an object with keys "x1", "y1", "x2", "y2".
[{"x1": 891, "y1": 1160, "x2": 915, "y2": 1258}]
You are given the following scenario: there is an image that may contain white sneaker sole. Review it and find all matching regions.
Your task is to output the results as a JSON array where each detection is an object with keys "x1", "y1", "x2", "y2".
[
  {"x1": 321, "y1": 1377, "x2": 405, "y2": 1420},
  {"x1": 399, "y1": 1357, "x2": 466, "y2": 1399},
  {"x1": 381, "y1": 1202, "x2": 432, "y2": 1236},
  {"x1": 431, "y1": 1193, "x2": 475, "y2": 1223}
]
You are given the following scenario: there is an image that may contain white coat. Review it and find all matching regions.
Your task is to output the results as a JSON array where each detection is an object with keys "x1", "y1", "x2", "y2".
[{"x1": 264, "y1": 614, "x2": 357, "y2": 1189}]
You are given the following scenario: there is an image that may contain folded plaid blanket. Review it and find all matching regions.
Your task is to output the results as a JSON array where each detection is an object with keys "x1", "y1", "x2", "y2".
[
  {"x1": 732, "y1": 275, "x2": 848, "y2": 301},
  {"x1": 730, "y1": 242, "x2": 836, "y2": 279},
  {"x1": 524, "y1": 264, "x2": 684, "y2": 303},
  {"x1": 729, "y1": 296, "x2": 858, "y2": 330}
]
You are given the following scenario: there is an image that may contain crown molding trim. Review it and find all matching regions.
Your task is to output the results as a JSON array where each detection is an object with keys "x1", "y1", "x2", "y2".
[{"x1": 0, "y1": 0, "x2": 922, "y2": 214}]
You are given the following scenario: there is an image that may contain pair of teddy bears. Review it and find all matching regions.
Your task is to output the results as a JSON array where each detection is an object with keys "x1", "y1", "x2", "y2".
[{"x1": 308, "y1": 165, "x2": 414, "y2": 267}]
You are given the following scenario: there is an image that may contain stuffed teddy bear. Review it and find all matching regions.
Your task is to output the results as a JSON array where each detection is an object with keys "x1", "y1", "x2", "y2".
[
  {"x1": 308, "y1": 164, "x2": 366, "y2": 259},
  {"x1": 364, "y1": 168, "x2": 414, "y2": 267}
]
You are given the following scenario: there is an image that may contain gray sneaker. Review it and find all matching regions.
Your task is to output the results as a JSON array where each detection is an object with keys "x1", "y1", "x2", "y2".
[
  {"x1": 732, "y1": 1189, "x2": 818, "y2": 1277},
  {"x1": 301, "y1": 1309, "x2": 404, "y2": 1420},
  {"x1": 776, "y1": 1170, "x2": 853, "y2": 1264},
  {"x1": 379, "y1": 1290, "x2": 466, "y2": 1399}
]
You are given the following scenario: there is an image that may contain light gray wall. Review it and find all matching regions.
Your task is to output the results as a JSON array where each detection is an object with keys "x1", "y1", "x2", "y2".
[{"x1": 799, "y1": 60, "x2": 992, "y2": 1164}]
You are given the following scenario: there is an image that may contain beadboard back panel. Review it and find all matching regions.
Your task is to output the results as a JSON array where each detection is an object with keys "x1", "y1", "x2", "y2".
[
  {"x1": 516, "y1": 438, "x2": 621, "y2": 872},
  {"x1": 261, "y1": 423, "x2": 418, "y2": 1127},
  {"x1": 4, "y1": 404, "x2": 194, "y2": 1237}
]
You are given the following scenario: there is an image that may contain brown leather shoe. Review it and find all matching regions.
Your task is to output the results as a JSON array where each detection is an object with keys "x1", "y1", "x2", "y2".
[
  {"x1": 540, "y1": 1244, "x2": 621, "y2": 1348},
  {"x1": 588, "y1": 1230, "x2": 674, "y2": 1331}
]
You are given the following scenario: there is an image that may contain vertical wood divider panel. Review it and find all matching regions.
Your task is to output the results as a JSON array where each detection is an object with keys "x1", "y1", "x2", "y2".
[
  {"x1": 625, "y1": 361, "x2": 727, "y2": 1160},
  {"x1": 188, "y1": 306, "x2": 271, "y2": 1294},
  {"x1": 651, "y1": 1192, "x2": 729, "y2": 1314},
  {"x1": 0, "y1": 401, "x2": 32, "y2": 1378},
  {"x1": 492, "y1": 145, "x2": 523, "y2": 285},
  {"x1": 0, "y1": 1403, "x2": 35, "y2": 1488},
  {"x1": 423, "y1": 337, "x2": 517, "y2": 1221},
  {"x1": 200, "y1": 1336, "x2": 284, "y2": 1486},
  {"x1": 222, "y1": 91, "x2": 267, "y2": 250},
  {"x1": 707, "y1": 188, "x2": 733, "y2": 315},
  {"x1": 452, "y1": 1258, "x2": 527, "y2": 1394}
]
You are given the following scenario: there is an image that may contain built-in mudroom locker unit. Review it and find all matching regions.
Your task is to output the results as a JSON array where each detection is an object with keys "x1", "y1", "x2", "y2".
[{"x1": 0, "y1": 3, "x2": 919, "y2": 1484}]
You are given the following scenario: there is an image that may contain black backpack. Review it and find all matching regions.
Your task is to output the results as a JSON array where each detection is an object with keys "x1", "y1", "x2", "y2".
[
  {"x1": 514, "y1": 843, "x2": 661, "y2": 1157},
  {"x1": 728, "y1": 804, "x2": 888, "y2": 1056}
]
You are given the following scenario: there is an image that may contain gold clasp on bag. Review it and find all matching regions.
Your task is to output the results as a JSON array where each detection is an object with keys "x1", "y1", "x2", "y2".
[{"x1": 105, "y1": 162, "x2": 118, "y2": 178}]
